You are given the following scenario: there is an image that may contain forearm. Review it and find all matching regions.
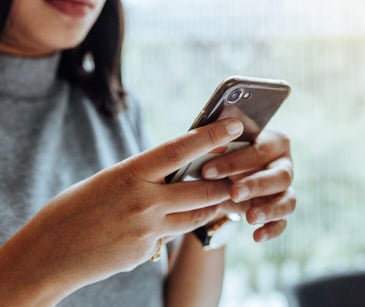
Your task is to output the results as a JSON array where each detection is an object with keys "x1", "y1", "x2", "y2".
[
  {"x1": 0, "y1": 216, "x2": 70, "y2": 306},
  {"x1": 165, "y1": 233, "x2": 225, "y2": 307}
]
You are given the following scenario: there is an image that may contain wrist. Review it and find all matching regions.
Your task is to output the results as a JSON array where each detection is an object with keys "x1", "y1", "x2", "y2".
[
  {"x1": 182, "y1": 233, "x2": 226, "y2": 258},
  {"x1": 193, "y1": 213, "x2": 241, "y2": 251}
]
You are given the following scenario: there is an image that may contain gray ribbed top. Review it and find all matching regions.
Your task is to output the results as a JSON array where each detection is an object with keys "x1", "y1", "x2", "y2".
[{"x1": 0, "y1": 53, "x2": 165, "y2": 306}]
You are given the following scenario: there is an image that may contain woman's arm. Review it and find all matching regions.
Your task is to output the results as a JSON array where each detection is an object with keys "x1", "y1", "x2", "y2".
[
  {"x1": 0, "y1": 223, "x2": 69, "y2": 306},
  {"x1": 0, "y1": 118, "x2": 244, "y2": 306},
  {"x1": 165, "y1": 234, "x2": 225, "y2": 307}
]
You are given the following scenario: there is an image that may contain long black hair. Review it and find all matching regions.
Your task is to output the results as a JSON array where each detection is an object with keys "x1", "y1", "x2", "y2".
[{"x1": 0, "y1": 0, "x2": 126, "y2": 117}]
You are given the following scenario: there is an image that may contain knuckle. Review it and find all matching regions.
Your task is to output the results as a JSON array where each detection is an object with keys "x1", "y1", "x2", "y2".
[
  {"x1": 270, "y1": 128, "x2": 290, "y2": 144},
  {"x1": 224, "y1": 159, "x2": 237, "y2": 175},
  {"x1": 129, "y1": 201, "x2": 149, "y2": 215},
  {"x1": 115, "y1": 163, "x2": 139, "y2": 188},
  {"x1": 275, "y1": 130, "x2": 291, "y2": 156},
  {"x1": 279, "y1": 219, "x2": 288, "y2": 230},
  {"x1": 247, "y1": 178, "x2": 266, "y2": 196},
  {"x1": 191, "y1": 207, "x2": 217, "y2": 227},
  {"x1": 206, "y1": 128, "x2": 220, "y2": 147},
  {"x1": 164, "y1": 141, "x2": 188, "y2": 164},
  {"x1": 201, "y1": 183, "x2": 217, "y2": 204},
  {"x1": 127, "y1": 195, "x2": 156, "y2": 218},
  {"x1": 278, "y1": 131, "x2": 291, "y2": 148},
  {"x1": 287, "y1": 189, "x2": 297, "y2": 212},
  {"x1": 134, "y1": 226, "x2": 151, "y2": 240},
  {"x1": 253, "y1": 142, "x2": 269, "y2": 166},
  {"x1": 243, "y1": 179, "x2": 254, "y2": 192},
  {"x1": 269, "y1": 219, "x2": 287, "y2": 235},
  {"x1": 279, "y1": 167, "x2": 293, "y2": 186},
  {"x1": 275, "y1": 202, "x2": 287, "y2": 218},
  {"x1": 134, "y1": 221, "x2": 157, "y2": 241},
  {"x1": 257, "y1": 179, "x2": 267, "y2": 195}
]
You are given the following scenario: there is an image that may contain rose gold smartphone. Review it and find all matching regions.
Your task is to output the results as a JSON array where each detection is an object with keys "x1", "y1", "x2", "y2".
[{"x1": 165, "y1": 75, "x2": 291, "y2": 183}]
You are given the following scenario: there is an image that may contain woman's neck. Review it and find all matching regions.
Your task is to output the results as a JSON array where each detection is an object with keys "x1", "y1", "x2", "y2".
[
  {"x1": 0, "y1": 50, "x2": 61, "y2": 98},
  {"x1": 0, "y1": 34, "x2": 56, "y2": 58}
]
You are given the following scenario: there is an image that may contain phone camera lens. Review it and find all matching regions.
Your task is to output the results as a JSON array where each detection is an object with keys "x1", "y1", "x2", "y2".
[{"x1": 227, "y1": 88, "x2": 244, "y2": 104}]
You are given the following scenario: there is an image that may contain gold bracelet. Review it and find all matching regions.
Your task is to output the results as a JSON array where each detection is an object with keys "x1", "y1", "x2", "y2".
[{"x1": 149, "y1": 238, "x2": 163, "y2": 262}]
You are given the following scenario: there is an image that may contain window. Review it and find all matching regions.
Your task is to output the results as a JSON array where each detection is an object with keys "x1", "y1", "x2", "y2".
[{"x1": 123, "y1": 0, "x2": 365, "y2": 306}]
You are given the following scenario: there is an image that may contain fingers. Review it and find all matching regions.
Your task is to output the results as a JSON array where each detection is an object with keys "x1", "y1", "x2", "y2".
[
  {"x1": 230, "y1": 157, "x2": 293, "y2": 202},
  {"x1": 245, "y1": 188, "x2": 296, "y2": 225},
  {"x1": 247, "y1": 188, "x2": 295, "y2": 242},
  {"x1": 202, "y1": 129, "x2": 290, "y2": 180},
  {"x1": 131, "y1": 118, "x2": 244, "y2": 182},
  {"x1": 160, "y1": 179, "x2": 231, "y2": 214},
  {"x1": 218, "y1": 199, "x2": 251, "y2": 216},
  {"x1": 163, "y1": 205, "x2": 219, "y2": 236},
  {"x1": 253, "y1": 219, "x2": 288, "y2": 242}
]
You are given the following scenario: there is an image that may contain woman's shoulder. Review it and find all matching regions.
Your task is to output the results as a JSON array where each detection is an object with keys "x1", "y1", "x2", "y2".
[
  {"x1": 119, "y1": 90, "x2": 152, "y2": 150},
  {"x1": 73, "y1": 85, "x2": 152, "y2": 151}
]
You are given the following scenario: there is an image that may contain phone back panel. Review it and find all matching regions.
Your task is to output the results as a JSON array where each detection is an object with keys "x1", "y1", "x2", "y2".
[{"x1": 191, "y1": 76, "x2": 290, "y2": 143}]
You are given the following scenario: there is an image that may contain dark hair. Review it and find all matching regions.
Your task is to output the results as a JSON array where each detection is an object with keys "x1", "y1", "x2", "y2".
[{"x1": 0, "y1": 0, "x2": 126, "y2": 117}]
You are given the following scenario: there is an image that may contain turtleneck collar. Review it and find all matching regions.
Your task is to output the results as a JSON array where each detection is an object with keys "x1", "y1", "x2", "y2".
[{"x1": 0, "y1": 52, "x2": 61, "y2": 98}]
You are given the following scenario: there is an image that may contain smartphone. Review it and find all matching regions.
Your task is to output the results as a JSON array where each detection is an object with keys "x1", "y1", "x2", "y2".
[{"x1": 165, "y1": 75, "x2": 291, "y2": 184}]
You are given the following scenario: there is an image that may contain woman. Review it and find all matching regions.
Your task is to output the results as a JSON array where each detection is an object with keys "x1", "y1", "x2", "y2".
[{"x1": 0, "y1": 0, "x2": 296, "y2": 306}]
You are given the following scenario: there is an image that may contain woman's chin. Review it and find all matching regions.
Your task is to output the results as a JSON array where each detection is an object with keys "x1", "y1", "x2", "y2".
[{"x1": 47, "y1": 35, "x2": 87, "y2": 51}]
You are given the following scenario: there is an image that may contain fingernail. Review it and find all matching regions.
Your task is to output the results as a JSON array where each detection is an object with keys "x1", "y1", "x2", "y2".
[
  {"x1": 226, "y1": 121, "x2": 243, "y2": 135},
  {"x1": 204, "y1": 167, "x2": 218, "y2": 179},
  {"x1": 237, "y1": 185, "x2": 250, "y2": 201},
  {"x1": 254, "y1": 211, "x2": 266, "y2": 224}
]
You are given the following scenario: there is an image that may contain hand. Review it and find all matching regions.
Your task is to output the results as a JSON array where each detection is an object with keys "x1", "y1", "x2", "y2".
[
  {"x1": 201, "y1": 129, "x2": 296, "y2": 242},
  {"x1": 0, "y1": 118, "x2": 245, "y2": 304}
]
